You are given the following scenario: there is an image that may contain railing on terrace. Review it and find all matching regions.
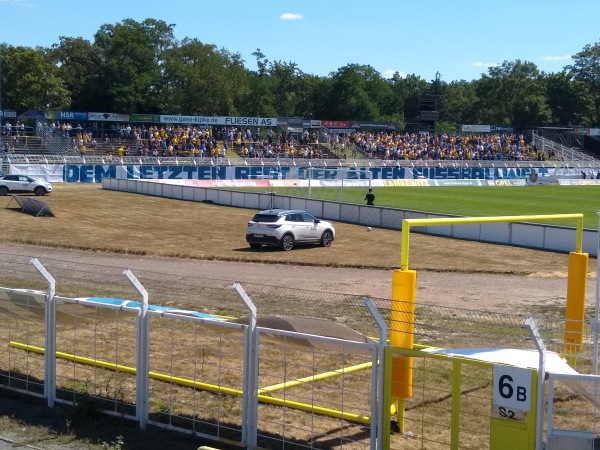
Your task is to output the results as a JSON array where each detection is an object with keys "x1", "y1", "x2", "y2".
[
  {"x1": 533, "y1": 133, "x2": 595, "y2": 162},
  {"x1": 4, "y1": 153, "x2": 600, "y2": 169},
  {"x1": 0, "y1": 135, "x2": 43, "y2": 150}
]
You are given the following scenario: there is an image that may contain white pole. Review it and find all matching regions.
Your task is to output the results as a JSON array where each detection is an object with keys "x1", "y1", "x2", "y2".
[
  {"x1": 233, "y1": 282, "x2": 258, "y2": 448},
  {"x1": 525, "y1": 316, "x2": 546, "y2": 450},
  {"x1": 124, "y1": 269, "x2": 149, "y2": 430},
  {"x1": 32, "y1": 258, "x2": 56, "y2": 408}
]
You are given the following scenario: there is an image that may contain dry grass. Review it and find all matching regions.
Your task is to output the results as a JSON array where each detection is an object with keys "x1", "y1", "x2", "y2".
[
  {"x1": 0, "y1": 183, "x2": 584, "y2": 275},
  {"x1": 0, "y1": 183, "x2": 596, "y2": 449}
]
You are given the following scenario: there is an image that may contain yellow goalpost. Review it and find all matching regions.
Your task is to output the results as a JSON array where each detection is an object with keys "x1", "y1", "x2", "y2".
[{"x1": 389, "y1": 214, "x2": 588, "y2": 438}]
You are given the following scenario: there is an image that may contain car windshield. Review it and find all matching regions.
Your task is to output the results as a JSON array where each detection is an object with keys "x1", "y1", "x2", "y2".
[{"x1": 251, "y1": 214, "x2": 280, "y2": 223}]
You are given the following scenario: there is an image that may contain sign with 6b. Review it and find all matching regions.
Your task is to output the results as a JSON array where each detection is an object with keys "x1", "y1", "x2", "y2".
[{"x1": 493, "y1": 366, "x2": 532, "y2": 412}]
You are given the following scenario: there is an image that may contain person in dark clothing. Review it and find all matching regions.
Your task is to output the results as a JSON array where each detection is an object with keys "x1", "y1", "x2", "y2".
[{"x1": 364, "y1": 188, "x2": 375, "y2": 206}]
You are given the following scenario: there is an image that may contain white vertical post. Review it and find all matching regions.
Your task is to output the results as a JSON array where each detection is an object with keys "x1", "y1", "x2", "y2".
[
  {"x1": 364, "y1": 296, "x2": 387, "y2": 450},
  {"x1": 31, "y1": 258, "x2": 56, "y2": 408},
  {"x1": 525, "y1": 316, "x2": 546, "y2": 450},
  {"x1": 124, "y1": 269, "x2": 149, "y2": 430},
  {"x1": 233, "y1": 282, "x2": 258, "y2": 448},
  {"x1": 546, "y1": 374, "x2": 556, "y2": 445}
]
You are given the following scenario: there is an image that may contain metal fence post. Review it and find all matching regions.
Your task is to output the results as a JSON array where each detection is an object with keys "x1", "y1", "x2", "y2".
[
  {"x1": 233, "y1": 282, "x2": 258, "y2": 448},
  {"x1": 124, "y1": 269, "x2": 149, "y2": 430},
  {"x1": 364, "y1": 296, "x2": 387, "y2": 450},
  {"x1": 525, "y1": 316, "x2": 546, "y2": 450},
  {"x1": 31, "y1": 258, "x2": 56, "y2": 408}
]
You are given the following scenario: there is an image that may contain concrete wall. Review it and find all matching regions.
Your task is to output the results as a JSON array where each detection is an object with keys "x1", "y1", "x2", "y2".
[{"x1": 103, "y1": 178, "x2": 598, "y2": 256}]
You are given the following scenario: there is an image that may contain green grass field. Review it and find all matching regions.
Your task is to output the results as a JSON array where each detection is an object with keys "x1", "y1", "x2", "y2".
[{"x1": 250, "y1": 185, "x2": 600, "y2": 229}]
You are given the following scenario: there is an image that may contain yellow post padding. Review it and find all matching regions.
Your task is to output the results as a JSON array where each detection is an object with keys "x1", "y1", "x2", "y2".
[
  {"x1": 564, "y1": 252, "x2": 588, "y2": 356},
  {"x1": 390, "y1": 269, "x2": 416, "y2": 399}
]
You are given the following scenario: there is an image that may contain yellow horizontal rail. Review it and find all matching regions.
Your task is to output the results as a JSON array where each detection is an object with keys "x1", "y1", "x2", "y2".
[
  {"x1": 10, "y1": 341, "x2": 371, "y2": 425},
  {"x1": 259, "y1": 361, "x2": 373, "y2": 393},
  {"x1": 401, "y1": 214, "x2": 584, "y2": 270}
]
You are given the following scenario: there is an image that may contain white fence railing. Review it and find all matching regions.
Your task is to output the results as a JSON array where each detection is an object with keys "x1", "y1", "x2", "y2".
[
  {"x1": 3, "y1": 251, "x2": 600, "y2": 449},
  {"x1": 0, "y1": 276, "x2": 381, "y2": 450}
]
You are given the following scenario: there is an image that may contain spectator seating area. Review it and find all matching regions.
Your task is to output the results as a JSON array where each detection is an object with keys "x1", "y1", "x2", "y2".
[
  {"x1": 350, "y1": 131, "x2": 550, "y2": 161},
  {"x1": 2, "y1": 120, "x2": 554, "y2": 162}
]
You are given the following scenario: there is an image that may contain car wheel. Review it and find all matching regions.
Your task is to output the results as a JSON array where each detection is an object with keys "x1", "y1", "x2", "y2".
[
  {"x1": 280, "y1": 234, "x2": 294, "y2": 251},
  {"x1": 34, "y1": 186, "x2": 46, "y2": 196},
  {"x1": 320, "y1": 230, "x2": 334, "y2": 247},
  {"x1": 0, "y1": 186, "x2": 8, "y2": 196},
  {"x1": 249, "y1": 243, "x2": 262, "y2": 249}
]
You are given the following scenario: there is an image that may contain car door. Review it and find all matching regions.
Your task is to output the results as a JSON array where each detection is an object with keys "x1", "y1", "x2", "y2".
[
  {"x1": 301, "y1": 212, "x2": 322, "y2": 242},
  {"x1": 16, "y1": 175, "x2": 33, "y2": 191},
  {"x1": 2, "y1": 175, "x2": 21, "y2": 191},
  {"x1": 285, "y1": 213, "x2": 309, "y2": 241}
]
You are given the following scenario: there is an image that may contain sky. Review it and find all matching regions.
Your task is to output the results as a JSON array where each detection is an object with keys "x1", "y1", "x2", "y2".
[{"x1": 1, "y1": 0, "x2": 599, "y2": 83}]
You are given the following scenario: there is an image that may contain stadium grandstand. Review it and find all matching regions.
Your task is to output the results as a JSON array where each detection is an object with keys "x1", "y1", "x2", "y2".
[{"x1": 1, "y1": 113, "x2": 599, "y2": 169}]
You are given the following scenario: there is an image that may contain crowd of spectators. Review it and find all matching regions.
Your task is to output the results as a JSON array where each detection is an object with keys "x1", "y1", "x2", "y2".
[
  {"x1": 350, "y1": 131, "x2": 549, "y2": 162},
  {"x1": 83, "y1": 124, "x2": 327, "y2": 159},
  {"x1": 4, "y1": 119, "x2": 554, "y2": 162}
]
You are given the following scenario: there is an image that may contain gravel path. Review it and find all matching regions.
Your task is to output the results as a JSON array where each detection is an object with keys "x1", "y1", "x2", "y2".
[{"x1": 0, "y1": 242, "x2": 593, "y2": 314}]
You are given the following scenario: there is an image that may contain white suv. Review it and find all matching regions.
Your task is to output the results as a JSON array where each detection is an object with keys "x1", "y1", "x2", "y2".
[
  {"x1": 246, "y1": 209, "x2": 335, "y2": 251},
  {"x1": 0, "y1": 174, "x2": 52, "y2": 196}
]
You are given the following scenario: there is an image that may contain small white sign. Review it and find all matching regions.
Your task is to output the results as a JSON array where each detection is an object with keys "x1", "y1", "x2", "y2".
[{"x1": 493, "y1": 366, "x2": 532, "y2": 412}]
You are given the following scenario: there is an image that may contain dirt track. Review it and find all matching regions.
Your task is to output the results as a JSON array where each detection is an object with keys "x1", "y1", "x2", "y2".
[{"x1": 0, "y1": 242, "x2": 594, "y2": 315}]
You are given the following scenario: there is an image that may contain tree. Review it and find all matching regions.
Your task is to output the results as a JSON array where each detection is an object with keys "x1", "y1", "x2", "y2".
[
  {"x1": 324, "y1": 64, "x2": 388, "y2": 120},
  {"x1": 162, "y1": 39, "x2": 248, "y2": 116},
  {"x1": 568, "y1": 40, "x2": 600, "y2": 124},
  {"x1": 387, "y1": 72, "x2": 429, "y2": 124},
  {"x1": 269, "y1": 61, "x2": 305, "y2": 118},
  {"x1": 242, "y1": 49, "x2": 276, "y2": 117},
  {"x1": 93, "y1": 18, "x2": 176, "y2": 112},
  {"x1": 440, "y1": 80, "x2": 479, "y2": 126},
  {"x1": 49, "y1": 37, "x2": 102, "y2": 111},
  {"x1": 544, "y1": 71, "x2": 595, "y2": 126},
  {"x1": 475, "y1": 60, "x2": 551, "y2": 130},
  {"x1": 428, "y1": 72, "x2": 447, "y2": 97},
  {"x1": 1, "y1": 45, "x2": 70, "y2": 111}
]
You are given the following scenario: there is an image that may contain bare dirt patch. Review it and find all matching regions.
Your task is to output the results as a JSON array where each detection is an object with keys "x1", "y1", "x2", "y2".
[{"x1": 0, "y1": 241, "x2": 595, "y2": 315}]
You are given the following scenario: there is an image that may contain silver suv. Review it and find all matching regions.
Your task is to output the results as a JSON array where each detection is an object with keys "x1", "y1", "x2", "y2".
[{"x1": 246, "y1": 209, "x2": 335, "y2": 251}]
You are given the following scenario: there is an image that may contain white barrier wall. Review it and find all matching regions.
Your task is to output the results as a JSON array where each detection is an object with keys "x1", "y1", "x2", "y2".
[{"x1": 102, "y1": 178, "x2": 598, "y2": 256}]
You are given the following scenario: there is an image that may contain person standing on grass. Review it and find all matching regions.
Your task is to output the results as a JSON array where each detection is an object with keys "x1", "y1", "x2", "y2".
[{"x1": 365, "y1": 188, "x2": 375, "y2": 206}]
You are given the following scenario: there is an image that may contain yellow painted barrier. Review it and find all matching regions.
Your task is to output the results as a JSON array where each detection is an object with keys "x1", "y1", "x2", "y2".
[
  {"x1": 390, "y1": 269, "x2": 415, "y2": 400},
  {"x1": 390, "y1": 269, "x2": 416, "y2": 433},
  {"x1": 10, "y1": 341, "x2": 371, "y2": 425},
  {"x1": 564, "y1": 251, "x2": 589, "y2": 357},
  {"x1": 258, "y1": 361, "x2": 373, "y2": 393}
]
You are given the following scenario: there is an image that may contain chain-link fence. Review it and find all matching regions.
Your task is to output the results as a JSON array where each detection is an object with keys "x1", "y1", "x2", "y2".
[{"x1": 0, "y1": 249, "x2": 599, "y2": 449}]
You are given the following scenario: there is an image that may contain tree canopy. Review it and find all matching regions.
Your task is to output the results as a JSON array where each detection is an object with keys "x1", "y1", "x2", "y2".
[{"x1": 1, "y1": 19, "x2": 599, "y2": 130}]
